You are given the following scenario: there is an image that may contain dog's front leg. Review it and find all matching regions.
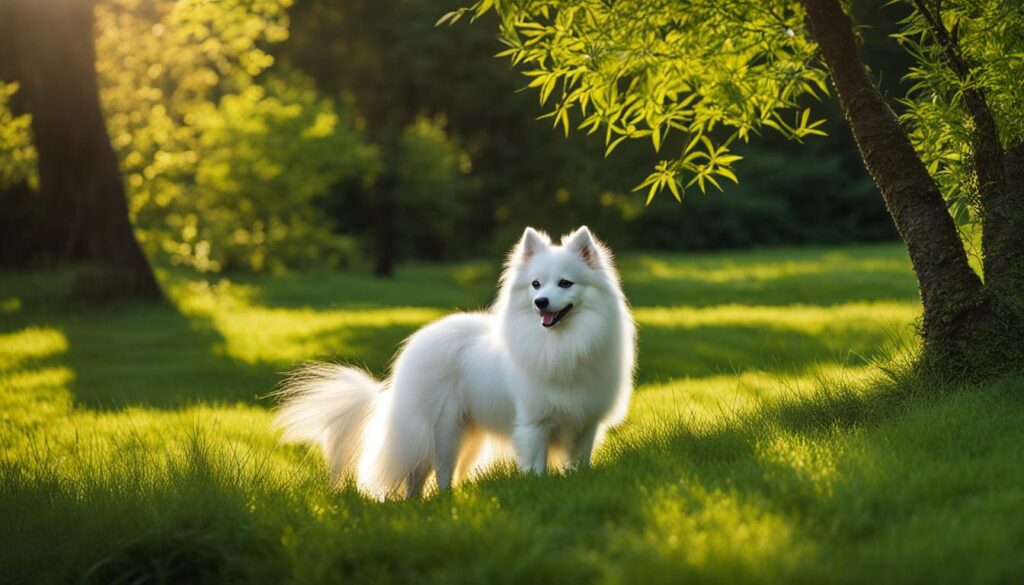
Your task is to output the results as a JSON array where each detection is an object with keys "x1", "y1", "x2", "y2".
[{"x1": 513, "y1": 423, "x2": 549, "y2": 474}]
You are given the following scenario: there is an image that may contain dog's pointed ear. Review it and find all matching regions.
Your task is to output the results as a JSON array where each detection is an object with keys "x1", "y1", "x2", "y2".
[
  {"x1": 518, "y1": 227, "x2": 550, "y2": 261},
  {"x1": 565, "y1": 226, "x2": 602, "y2": 268}
]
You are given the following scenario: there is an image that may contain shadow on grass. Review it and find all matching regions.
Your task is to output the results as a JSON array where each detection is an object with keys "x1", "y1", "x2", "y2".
[
  {"x1": 228, "y1": 245, "x2": 920, "y2": 312},
  {"x1": 0, "y1": 243, "x2": 918, "y2": 411},
  {"x1": 620, "y1": 244, "x2": 920, "y2": 309},
  {"x1": 0, "y1": 301, "x2": 906, "y2": 410},
  {"x1": 227, "y1": 263, "x2": 497, "y2": 311},
  {"x1": 637, "y1": 324, "x2": 899, "y2": 383},
  {"x1": 0, "y1": 300, "x2": 274, "y2": 411}
]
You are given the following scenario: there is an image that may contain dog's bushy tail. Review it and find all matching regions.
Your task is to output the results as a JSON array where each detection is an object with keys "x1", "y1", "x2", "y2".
[
  {"x1": 273, "y1": 362, "x2": 428, "y2": 499},
  {"x1": 272, "y1": 364, "x2": 379, "y2": 486},
  {"x1": 273, "y1": 363, "x2": 381, "y2": 481}
]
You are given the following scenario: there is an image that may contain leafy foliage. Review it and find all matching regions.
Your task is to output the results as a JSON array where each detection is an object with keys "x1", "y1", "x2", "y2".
[
  {"x1": 1, "y1": 0, "x2": 896, "y2": 272},
  {"x1": 0, "y1": 82, "x2": 35, "y2": 188},
  {"x1": 393, "y1": 116, "x2": 473, "y2": 259},
  {"x1": 444, "y1": 0, "x2": 830, "y2": 201},
  {"x1": 279, "y1": 0, "x2": 483, "y2": 271},
  {"x1": 894, "y1": 0, "x2": 1024, "y2": 223},
  {"x1": 94, "y1": 0, "x2": 375, "y2": 272},
  {"x1": 184, "y1": 80, "x2": 376, "y2": 272}
]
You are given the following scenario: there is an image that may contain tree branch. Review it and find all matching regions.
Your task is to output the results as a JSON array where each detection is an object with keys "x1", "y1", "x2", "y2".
[{"x1": 910, "y1": 0, "x2": 1004, "y2": 198}]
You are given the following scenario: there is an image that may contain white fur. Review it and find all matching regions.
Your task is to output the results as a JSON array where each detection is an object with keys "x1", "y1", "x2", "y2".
[{"x1": 273, "y1": 226, "x2": 636, "y2": 499}]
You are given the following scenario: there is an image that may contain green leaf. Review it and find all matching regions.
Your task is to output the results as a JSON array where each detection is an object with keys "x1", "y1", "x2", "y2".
[
  {"x1": 471, "y1": 0, "x2": 494, "y2": 22},
  {"x1": 605, "y1": 134, "x2": 629, "y2": 157},
  {"x1": 666, "y1": 173, "x2": 682, "y2": 201},
  {"x1": 717, "y1": 167, "x2": 738, "y2": 183},
  {"x1": 646, "y1": 181, "x2": 659, "y2": 204}
]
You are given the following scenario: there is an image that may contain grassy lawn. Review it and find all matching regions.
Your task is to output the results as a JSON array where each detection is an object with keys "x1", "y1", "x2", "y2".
[{"x1": 3, "y1": 244, "x2": 1023, "y2": 584}]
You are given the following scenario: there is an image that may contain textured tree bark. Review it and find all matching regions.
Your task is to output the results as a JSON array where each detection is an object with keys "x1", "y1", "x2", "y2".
[
  {"x1": 1, "y1": 0, "x2": 161, "y2": 300},
  {"x1": 909, "y1": 0, "x2": 1024, "y2": 316},
  {"x1": 802, "y1": 0, "x2": 996, "y2": 366},
  {"x1": 996, "y1": 143, "x2": 1024, "y2": 316}
]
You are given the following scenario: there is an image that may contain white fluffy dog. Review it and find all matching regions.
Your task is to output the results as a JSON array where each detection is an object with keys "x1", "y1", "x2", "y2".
[{"x1": 274, "y1": 226, "x2": 635, "y2": 498}]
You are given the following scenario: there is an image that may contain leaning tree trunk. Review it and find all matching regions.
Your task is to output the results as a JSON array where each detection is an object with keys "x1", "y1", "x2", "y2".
[
  {"x1": 1, "y1": 0, "x2": 161, "y2": 300},
  {"x1": 801, "y1": 0, "x2": 1023, "y2": 373}
]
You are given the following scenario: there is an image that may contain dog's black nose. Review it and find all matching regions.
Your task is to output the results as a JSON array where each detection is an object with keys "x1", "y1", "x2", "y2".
[{"x1": 534, "y1": 297, "x2": 549, "y2": 309}]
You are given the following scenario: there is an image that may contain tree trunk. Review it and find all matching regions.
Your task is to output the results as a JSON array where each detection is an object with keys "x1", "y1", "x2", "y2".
[
  {"x1": 996, "y1": 142, "x2": 1024, "y2": 316},
  {"x1": 801, "y1": 0, "x2": 1006, "y2": 370},
  {"x1": 1, "y1": 0, "x2": 161, "y2": 300},
  {"x1": 908, "y1": 0, "x2": 1024, "y2": 319}
]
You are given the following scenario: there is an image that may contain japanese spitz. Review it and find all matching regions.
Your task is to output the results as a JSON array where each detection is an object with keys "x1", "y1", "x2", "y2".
[{"x1": 274, "y1": 226, "x2": 635, "y2": 499}]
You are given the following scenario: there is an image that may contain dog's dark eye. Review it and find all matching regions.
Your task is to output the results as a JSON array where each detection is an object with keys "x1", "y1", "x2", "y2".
[
  {"x1": 558, "y1": 279, "x2": 574, "y2": 288},
  {"x1": 531, "y1": 280, "x2": 541, "y2": 290}
]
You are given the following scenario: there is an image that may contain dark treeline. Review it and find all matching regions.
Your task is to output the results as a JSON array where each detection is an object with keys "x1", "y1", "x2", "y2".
[
  {"x1": 279, "y1": 0, "x2": 902, "y2": 268},
  {"x1": 0, "y1": 0, "x2": 908, "y2": 276}
]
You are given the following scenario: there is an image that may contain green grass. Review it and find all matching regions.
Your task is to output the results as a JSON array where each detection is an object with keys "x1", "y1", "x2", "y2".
[{"x1": 3, "y1": 243, "x2": 1023, "y2": 584}]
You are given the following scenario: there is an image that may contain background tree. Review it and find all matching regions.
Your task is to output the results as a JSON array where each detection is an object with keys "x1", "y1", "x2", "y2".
[
  {"x1": 451, "y1": 0, "x2": 1024, "y2": 375},
  {"x1": 281, "y1": 0, "x2": 475, "y2": 276},
  {"x1": 0, "y1": 0, "x2": 160, "y2": 299}
]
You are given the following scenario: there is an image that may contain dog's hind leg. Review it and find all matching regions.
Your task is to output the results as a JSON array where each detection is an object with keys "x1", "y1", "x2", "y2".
[
  {"x1": 433, "y1": 428, "x2": 461, "y2": 491},
  {"x1": 454, "y1": 429, "x2": 484, "y2": 484},
  {"x1": 432, "y1": 413, "x2": 465, "y2": 491},
  {"x1": 405, "y1": 464, "x2": 430, "y2": 499}
]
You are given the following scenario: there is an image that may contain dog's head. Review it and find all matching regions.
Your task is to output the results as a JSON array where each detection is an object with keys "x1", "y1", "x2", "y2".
[{"x1": 505, "y1": 226, "x2": 615, "y2": 330}]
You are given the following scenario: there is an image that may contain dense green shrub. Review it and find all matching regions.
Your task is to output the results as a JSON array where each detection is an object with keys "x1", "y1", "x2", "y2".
[
  {"x1": 94, "y1": 0, "x2": 376, "y2": 272},
  {"x1": 176, "y1": 80, "x2": 375, "y2": 272},
  {"x1": 0, "y1": 82, "x2": 35, "y2": 189}
]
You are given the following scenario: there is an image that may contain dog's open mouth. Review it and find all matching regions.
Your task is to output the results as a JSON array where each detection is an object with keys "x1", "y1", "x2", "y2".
[{"x1": 541, "y1": 304, "x2": 573, "y2": 328}]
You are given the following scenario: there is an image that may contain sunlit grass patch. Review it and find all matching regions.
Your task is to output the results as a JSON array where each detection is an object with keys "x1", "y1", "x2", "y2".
[
  {"x1": 203, "y1": 307, "x2": 444, "y2": 366},
  {"x1": 624, "y1": 364, "x2": 882, "y2": 432},
  {"x1": 0, "y1": 326, "x2": 67, "y2": 369},
  {"x1": 623, "y1": 485, "x2": 814, "y2": 581},
  {"x1": 633, "y1": 251, "x2": 908, "y2": 284},
  {"x1": 635, "y1": 301, "x2": 918, "y2": 332},
  {"x1": 756, "y1": 433, "x2": 840, "y2": 499}
]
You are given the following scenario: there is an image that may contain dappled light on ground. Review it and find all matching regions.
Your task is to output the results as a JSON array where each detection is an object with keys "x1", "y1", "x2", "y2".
[
  {"x1": 633, "y1": 486, "x2": 812, "y2": 581},
  {"x1": 634, "y1": 252, "x2": 908, "y2": 284},
  {"x1": 4, "y1": 245, "x2": 1023, "y2": 583}
]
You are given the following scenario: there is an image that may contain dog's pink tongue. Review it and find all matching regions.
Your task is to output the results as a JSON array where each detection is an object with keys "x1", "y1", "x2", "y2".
[{"x1": 542, "y1": 311, "x2": 557, "y2": 326}]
